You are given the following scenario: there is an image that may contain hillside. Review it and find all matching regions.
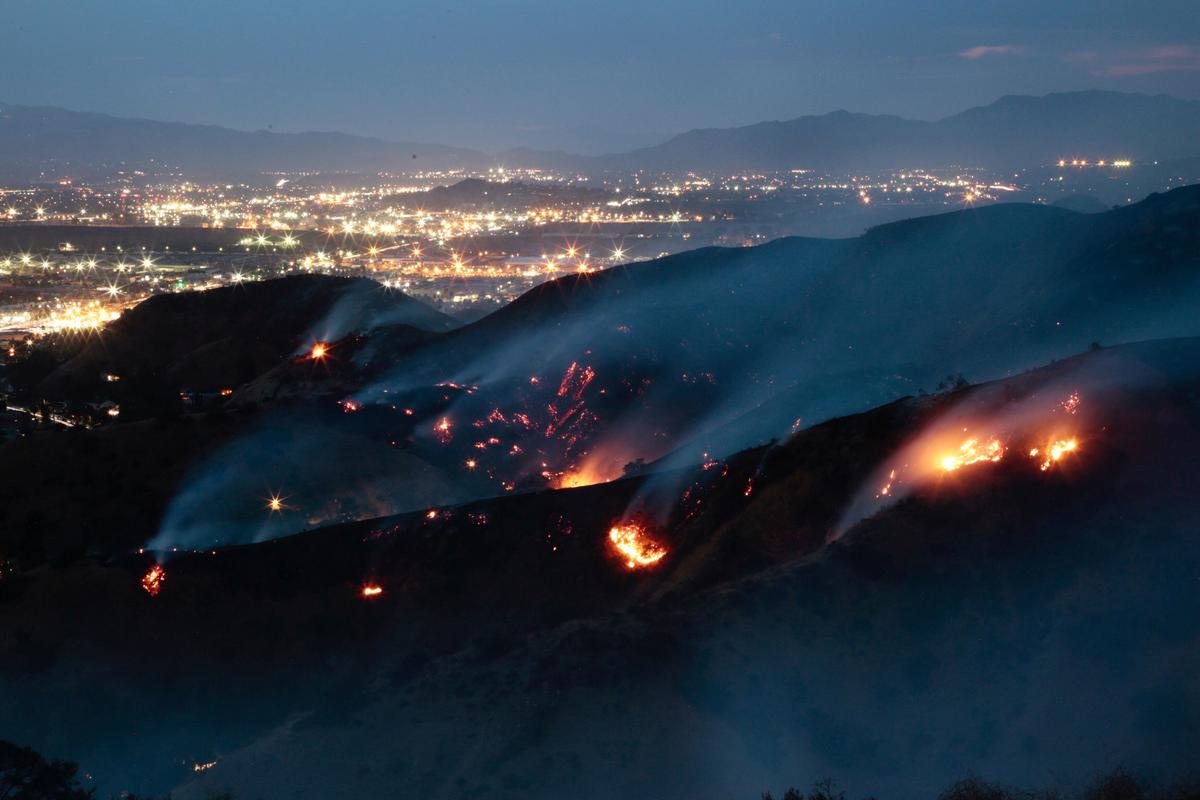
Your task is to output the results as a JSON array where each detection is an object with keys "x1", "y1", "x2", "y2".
[
  {"x1": 1, "y1": 338, "x2": 1197, "y2": 797},
  {"x1": 34, "y1": 275, "x2": 455, "y2": 407}
]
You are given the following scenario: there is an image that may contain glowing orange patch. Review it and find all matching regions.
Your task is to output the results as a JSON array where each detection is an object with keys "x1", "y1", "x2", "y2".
[
  {"x1": 608, "y1": 522, "x2": 667, "y2": 570},
  {"x1": 141, "y1": 565, "x2": 166, "y2": 597}
]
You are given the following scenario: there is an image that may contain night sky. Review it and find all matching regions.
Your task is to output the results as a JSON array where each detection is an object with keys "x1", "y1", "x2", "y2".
[{"x1": 2, "y1": 0, "x2": 1198, "y2": 152}]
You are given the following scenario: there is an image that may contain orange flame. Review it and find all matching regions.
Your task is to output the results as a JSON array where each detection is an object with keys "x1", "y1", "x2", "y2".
[
  {"x1": 141, "y1": 564, "x2": 166, "y2": 597},
  {"x1": 608, "y1": 522, "x2": 667, "y2": 569},
  {"x1": 554, "y1": 464, "x2": 608, "y2": 489},
  {"x1": 1030, "y1": 437, "x2": 1078, "y2": 471},
  {"x1": 309, "y1": 342, "x2": 328, "y2": 360},
  {"x1": 360, "y1": 583, "x2": 383, "y2": 598},
  {"x1": 938, "y1": 437, "x2": 1005, "y2": 472}
]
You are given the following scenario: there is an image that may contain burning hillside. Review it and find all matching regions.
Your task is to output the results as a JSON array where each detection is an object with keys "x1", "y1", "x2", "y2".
[
  {"x1": 88, "y1": 187, "x2": 1199, "y2": 553},
  {"x1": 5, "y1": 338, "x2": 1200, "y2": 799},
  {"x1": 836, "y1": 375, "x2": 1100, "y2": 540}
]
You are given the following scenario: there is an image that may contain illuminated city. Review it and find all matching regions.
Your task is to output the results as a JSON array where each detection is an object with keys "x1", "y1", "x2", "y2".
[{"x1": 2, "y1": 157, "x2": 1184, "y2": 344}]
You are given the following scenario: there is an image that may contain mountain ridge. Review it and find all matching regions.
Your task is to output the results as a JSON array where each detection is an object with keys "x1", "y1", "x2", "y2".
[{"x1": 4, "y1": 91, "x2": 1200, "y2": 178}]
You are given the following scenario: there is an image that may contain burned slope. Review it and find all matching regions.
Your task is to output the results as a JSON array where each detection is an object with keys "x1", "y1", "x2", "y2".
[
  {"x1": 173, "y1": 338, "x2": 1200, "y2": 800},
  {"x1": 2, "y1": 338, "x2": 1199, "y2": 796}
]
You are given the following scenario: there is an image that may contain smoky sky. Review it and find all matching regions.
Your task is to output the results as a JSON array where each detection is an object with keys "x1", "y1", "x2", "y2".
[{"x1": 2, "y1": 0, "x2": 1199, "y2": 153}]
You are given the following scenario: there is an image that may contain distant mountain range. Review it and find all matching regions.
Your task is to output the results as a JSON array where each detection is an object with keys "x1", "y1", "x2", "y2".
[
  {"x1": 3, "y1": 91, "x2": 1199, "y2": 178},
  {"x1": 553, "y1": 91, "x2": 1200, "y2": 172},
  {"x1": 0, "y1": 103, "x2": 488, "y2": 178}
]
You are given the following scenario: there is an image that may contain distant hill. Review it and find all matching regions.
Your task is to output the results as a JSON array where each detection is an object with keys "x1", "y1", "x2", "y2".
[
  {"x1": 418, "y1": 177, "x2": 611, "y2": 210},
  {"x1": 0, "y1": 103, "x2": 487, "y2": 178},
  {"x1": 34, "y1": 275, "x2": 455, "y2": 408},
  {"x1": 509, "y1": 91, "x2": 1200, "y2": 171}
]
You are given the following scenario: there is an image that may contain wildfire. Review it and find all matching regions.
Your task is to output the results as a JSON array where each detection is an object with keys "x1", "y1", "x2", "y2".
[
  {"x1": 433, "y1": 416, "x2": 453, "y2": 444},
  {"x1": 193, "y1": 760, "x2": 217, "y2": 773},
  {"x1": 608, "y1": 522, "x2": 668, "y2": 569},
  {"x1": 309, "y1": 342, "x2": 328, "y2": 360},
  {"x1": 266, "y1": 493, "x2": 288, "y2": 512},
  {"x1": 938, "y1": 437, "x2": 1005, "y2": 472},
  {"x1": 141, "y1": 565, "x2": 166, "y2": 597},
  {"x1": 1030, "y1": 438, "x2": 1078, "y2": 471},
  {"x1": 553, "y1": 465, "x2": 606, "y2": 489},
  {"x1": 360, "y1": 583, "x2": 384, "y2": 598}
]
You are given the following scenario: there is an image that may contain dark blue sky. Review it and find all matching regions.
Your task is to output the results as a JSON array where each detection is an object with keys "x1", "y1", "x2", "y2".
[{"x1": 3, "y1": 0, "x2": 1198, "y2": 153}]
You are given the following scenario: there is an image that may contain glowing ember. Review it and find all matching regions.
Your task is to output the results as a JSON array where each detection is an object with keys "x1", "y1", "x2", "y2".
[
  {"x1": 141, "y1": 565, "x2": 166, "y2": 597},
  {"x1": 266, "y1": 493, "x2": 287, "y2": 512},
  {"x1": 360, "y1": 584, "x2": 384, "y2": 598},
  {"x1": 608, "y1": 522, "x2": 668, "y2": 569},
  {"x1": 309, "y1": 342, "x2": 329, "y2": 360},
  {"x1": 433, "y1": 416, "x2": 453, "y2": 444},
  {"x1": 877, "y1": 469, "x2": 897, "y2": 497},
  {"x1": 938, "y1": 438, "x2": 1005, "y2": 472},
  {"x1": 340, "y1": 399, "x2": 361, "y2": 413},
  {"x1": 193, "y1": 760, "x2": 217, "y2": 773},
  {"x1": 1031, "y1": 438, "x2": 1078, "y2": 471},
  {"x1": 1061, "y1": 392, "x2": 1081, "y2": 415}
]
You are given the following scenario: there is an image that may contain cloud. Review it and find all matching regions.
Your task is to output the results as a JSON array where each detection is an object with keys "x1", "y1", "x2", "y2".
[
  {"x1": 1069, "y1": 44, "x2": 1200, "y2": 76},
  {"x1": 958, "y1": 44, "x2": 1022, "y2": 60}
]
